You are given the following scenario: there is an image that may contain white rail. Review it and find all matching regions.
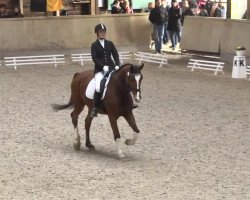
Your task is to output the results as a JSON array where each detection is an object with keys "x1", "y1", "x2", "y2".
[
  {"x1": 4, "y1": 55, "x2": 65, "y2": 70},
  {"x1": 187, "y1": 59, "x2": 225, "y2": 75}
]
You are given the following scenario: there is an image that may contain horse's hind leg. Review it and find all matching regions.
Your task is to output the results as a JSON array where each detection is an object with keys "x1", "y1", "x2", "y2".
[
  {"x1": 124, "y1": 112, "x2": 140, "y2": 146},
  {"x1": 85, "y1": 111, "x2": 95, "y2": 150},
  {"x1": 108, "y1": 116, "x2": 126, "y2": 158},
  {"x1": 71, "y1": 104, "x2": 84, "y2": 150}
]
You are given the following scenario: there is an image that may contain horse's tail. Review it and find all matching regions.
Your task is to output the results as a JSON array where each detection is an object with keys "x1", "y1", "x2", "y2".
[
  {"x1": 51, "y1": 72, "x2": 82, "y2": 112},
  {"x1": 51, "y1": 101, "x2": 74, "y2": 111}
]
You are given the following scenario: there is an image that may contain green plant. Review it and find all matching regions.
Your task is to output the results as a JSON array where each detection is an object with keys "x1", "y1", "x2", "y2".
[{"x1": 235, "y1": 46, "x2": 246, "y2": 50}]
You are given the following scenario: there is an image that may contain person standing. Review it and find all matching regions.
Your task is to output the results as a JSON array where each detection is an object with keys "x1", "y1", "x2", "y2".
[
  {"x1": 167, "y1": 0, "x2": 182, "y2": 50},
  {"x1": 149, "y1": 0, "x2": 168, "y2": 53},
  {"x1": 90, "y1": 24, "x2": 120, "y2": 117}
]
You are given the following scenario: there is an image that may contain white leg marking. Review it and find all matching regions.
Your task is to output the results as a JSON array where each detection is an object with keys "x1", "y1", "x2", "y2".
[
  {"x1": 135, "y1": 75, "x2": 141, "y2": 101},
  {"x1": 125, "y1": 132, "x2": 138, "y2": 146},
  {"x1": 73, "y1": 127, "x2": 81, "y2": 150},
  {"x1": 116, "y1": 138, "x2": 126, "y2": 158}
]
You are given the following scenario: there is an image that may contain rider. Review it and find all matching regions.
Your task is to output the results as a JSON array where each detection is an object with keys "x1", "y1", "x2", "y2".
[{"x1": 90, "y1": 23, "x2": 120, "y2": 118}]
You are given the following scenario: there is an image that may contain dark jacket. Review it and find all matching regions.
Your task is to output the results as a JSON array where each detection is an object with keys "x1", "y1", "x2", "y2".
[
  {"x1": 91, "y1": 39, "x2": 120, "y2": 74},
  {"x1": 149, "y1": 6, "x2": 168, "y2": 25},
  {"x1": 167, "y1": 6, "x2": 182, "y2": 32},
  {"x1": 111, "y1": 6, "x2": 121, "y2": 14},
  {"x1": 181, "y1": 7, "x2": 194, "y2": 26}
]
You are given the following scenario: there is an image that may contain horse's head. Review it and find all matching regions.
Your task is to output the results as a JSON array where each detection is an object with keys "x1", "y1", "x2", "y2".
[{"x1": 127, "y1": 64, "x2": 144, "y2": 103}]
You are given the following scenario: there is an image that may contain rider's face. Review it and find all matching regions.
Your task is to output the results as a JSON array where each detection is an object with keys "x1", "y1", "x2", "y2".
[{"x1": 97, "y1": 30, "x2": 106, "y2": 40}]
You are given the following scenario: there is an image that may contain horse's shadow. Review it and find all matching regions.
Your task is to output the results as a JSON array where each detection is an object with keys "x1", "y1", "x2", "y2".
[{"x1": 78, "y1": 147, "x2": 138, "y2": 162}]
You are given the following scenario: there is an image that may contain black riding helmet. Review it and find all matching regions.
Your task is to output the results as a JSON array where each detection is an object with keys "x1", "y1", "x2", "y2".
[{"x1": 95, "y1": 23, "x2": 107, "y2": 33}]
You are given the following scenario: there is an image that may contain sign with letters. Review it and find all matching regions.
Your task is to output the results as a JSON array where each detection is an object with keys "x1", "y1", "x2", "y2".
[{"x1": 232, "y1": 56, "x2": 247, "y2": 79}]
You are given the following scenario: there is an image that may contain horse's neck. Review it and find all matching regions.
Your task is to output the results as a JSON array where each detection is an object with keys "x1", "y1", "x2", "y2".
[{"x1": 111, "y1": 67, "x2": 130, "y2": 94}]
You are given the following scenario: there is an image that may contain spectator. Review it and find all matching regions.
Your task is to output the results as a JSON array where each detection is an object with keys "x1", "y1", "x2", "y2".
[
  {"x1": 162, "y1": 0, "x2": 170, "y2": 44},
  {"x1": 11, "y1": 6, "x2": 23, "y2": 18},
  {"x1": 149, "y1": 0, "x2": 168, "y2": 53},
  {"x1": 205, "y1": 0, "x2": 213, "y2": 16},
  {"x1": 199, "y1": 4, "x2": 208, "y2": 17},
  {"x1": 142, "y1": 2, "x2": 154, "y2": 13},
  {"x1": 0, "y1": 4, "x2": 10, "y2": 18},
  {"x1": 167, "y1": 0, "x2": 182, "y2": 50},
  {"x1": 119, "y1": 0, "x2": 125, "y2": 12},
  {"x1": 218, "y1": 3, "x2": 226, "y2": 18},
  {"x1": 181, "y1": 0, "x2": 194, "y2": 26},
  {"x1": 111, "y1": 0, "x2": 122, "y2": 14},
  {"x1": 210, "y1": 3, "x2": 221, "y2": 17},
  {"x1": 124, "y1": 0, "x2": 133, "y2": 14}
]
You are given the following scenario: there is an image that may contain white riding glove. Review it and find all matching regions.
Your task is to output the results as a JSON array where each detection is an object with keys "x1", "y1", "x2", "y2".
[
  {"x1": 115, "y1": 66, "x2": 119, "y2": 70},
  {"x1": 103, "y1": 65, "x2": 109, "y2": 73}
]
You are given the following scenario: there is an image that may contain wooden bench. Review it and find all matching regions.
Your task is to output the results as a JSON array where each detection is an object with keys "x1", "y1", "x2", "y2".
[
  {"x1": 134, "y1": 51, "x2": 169, "y2": 68},
  {"x1": 4, "y1": 54, "x2": 65, "y2": 70},
  {"x1": 246, "y1": 66, "x2": 250, "y2": 80},
  {"x1": 187, "y1": 59, "x2": 225, "y2": 75},
  {"x1": 71, "y1": 52, "x2": 132, "y2": 66}
]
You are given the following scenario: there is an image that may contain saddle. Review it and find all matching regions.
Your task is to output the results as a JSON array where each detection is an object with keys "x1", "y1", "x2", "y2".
[{"x1": 85, "y1": 70, "x2": 114, "y2": 100}]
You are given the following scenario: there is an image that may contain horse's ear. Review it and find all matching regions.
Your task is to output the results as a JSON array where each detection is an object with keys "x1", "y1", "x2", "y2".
[
  {"x1": 138, "y1": 63, "x2": 144, "y2": 70},
  {"x1": 129, "y1": 65, "x2": 136, "y2": 74}
]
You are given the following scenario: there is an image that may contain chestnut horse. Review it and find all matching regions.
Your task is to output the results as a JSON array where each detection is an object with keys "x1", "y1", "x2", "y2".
[{"x1": 52, "y1": 63, "x2": 144, "y2": 158}]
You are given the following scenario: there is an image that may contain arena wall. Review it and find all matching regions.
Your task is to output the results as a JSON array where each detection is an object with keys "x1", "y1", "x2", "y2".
[
  {"x1": 0, "y1": 13, "x2": 152, "y2": 53},
  {"x1": 182, "y1": 16, "x2": 250, "y2": 58},
  {"x1": 1, "y1": 14, "x2": 250, "y2": 60}
]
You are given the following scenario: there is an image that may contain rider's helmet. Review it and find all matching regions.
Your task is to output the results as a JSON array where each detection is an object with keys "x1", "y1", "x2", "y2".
[{"x1": 95, "y1": 23, "x2": 107, "y2": 33}]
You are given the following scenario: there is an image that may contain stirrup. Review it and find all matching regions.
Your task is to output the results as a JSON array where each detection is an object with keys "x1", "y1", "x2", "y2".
[{"x1": 91, "y1": 108, "x2": 98, "y2": 118}]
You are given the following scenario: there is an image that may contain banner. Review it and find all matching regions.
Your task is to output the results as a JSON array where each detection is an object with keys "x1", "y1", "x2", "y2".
[{"x1": 47, "y1": 0, "x2": 63, "y2": 12}]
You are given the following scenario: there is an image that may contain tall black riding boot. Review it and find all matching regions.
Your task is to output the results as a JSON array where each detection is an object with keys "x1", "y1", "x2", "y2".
[{"x1": 91, "y1": 91, "x2": 101, "y2": 118}]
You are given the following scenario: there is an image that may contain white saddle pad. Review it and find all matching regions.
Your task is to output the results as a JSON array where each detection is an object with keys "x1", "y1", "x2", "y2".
[{"x1": 86, "y1": 74, "x2": 112, "y2": 100}]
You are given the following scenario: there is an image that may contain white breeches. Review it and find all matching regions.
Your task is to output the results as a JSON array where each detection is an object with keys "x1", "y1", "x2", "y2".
[{"x1": 95, "y1": 72, "x2": 104, "y2": 92}]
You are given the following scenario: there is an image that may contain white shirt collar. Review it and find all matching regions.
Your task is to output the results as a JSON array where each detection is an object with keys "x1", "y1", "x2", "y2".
[{"x1": 98, "y1": 39, "x2": 105, "y2": 48}]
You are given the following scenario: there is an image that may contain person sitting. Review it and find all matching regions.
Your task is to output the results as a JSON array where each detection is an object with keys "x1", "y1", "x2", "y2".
[
  {"x1": 199, "y1": 4, "x2": 208, "y2": 17},
  {"x1": 11, "y1": 6, "x2": 23, "y2": 18},
  {"x1": 142, "y1": 2, "x2": 154, "y2": 13},
  {"x1": 111, "y1": 0, "x2": 122, "y2": 14},
  {"x1": 0, "y1": 4, "x2": 10, "y2": 18},
  {"x1": 90, "y1": 24, "x2": 120, "y2": 117},
  {"x1": 124, "y1": 0, "x2": 133, "y2": 14}
]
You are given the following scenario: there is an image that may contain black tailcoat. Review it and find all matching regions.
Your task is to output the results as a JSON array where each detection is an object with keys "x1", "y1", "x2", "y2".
[{"x1": 91, "y1": 39, "x2": 120, "y2": 74}]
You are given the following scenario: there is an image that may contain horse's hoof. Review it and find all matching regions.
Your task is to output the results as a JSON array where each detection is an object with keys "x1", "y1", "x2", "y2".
[
  {"x1": 86, "y1": 143, "x2": 95, "y2": 151},
  {"x1": 118, "y1": 152, "x2": 127, "y2": 158},
  {"x1": 73, "y1": 141, "x2": 81, "y2": 150},
  {"x1": 125, "y1": 139, "x2": 135, "y2": 146}
]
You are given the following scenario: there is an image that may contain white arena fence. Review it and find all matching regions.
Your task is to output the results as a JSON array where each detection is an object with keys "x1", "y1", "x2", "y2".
[
  {"x1": 246, "y1": 66, "x2": 250, "y2": 80},
  {"x1": 70, "y1": 52, "x2": 132, "y2": 66},
  {"x1": 187, "y1": 59, "x2": 225, "y2": 75},
  {"x1": 134, "y1": 52, "x2": 169, "y2": 68},
  {"x1": 2, "y1": 51, "x2": 171, "y2": 70},
  {"x1": 4, "y1": 55, "x2": 65, "y2": 70}
]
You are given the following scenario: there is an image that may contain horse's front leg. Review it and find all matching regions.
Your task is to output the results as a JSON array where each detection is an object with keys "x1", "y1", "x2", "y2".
[
  {"x1": 108, "y1": 116, "x2": 126, "y2": 158},
  {"x1": 124, "y1": 112, "x2": 140, "y2": 146}
]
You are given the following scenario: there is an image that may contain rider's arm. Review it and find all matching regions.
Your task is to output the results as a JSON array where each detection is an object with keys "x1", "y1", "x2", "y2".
[{"x1": 91, "y1": 43, "x2": 105, "y2": 70}]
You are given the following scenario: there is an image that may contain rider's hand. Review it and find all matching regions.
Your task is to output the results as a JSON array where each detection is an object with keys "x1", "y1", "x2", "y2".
[
  {"x1": 115, "y1": 66, "x2": 119, "y2": 70},
  {"x1": 103, "y1": 65, "x2": 109, "y2": 72}
]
